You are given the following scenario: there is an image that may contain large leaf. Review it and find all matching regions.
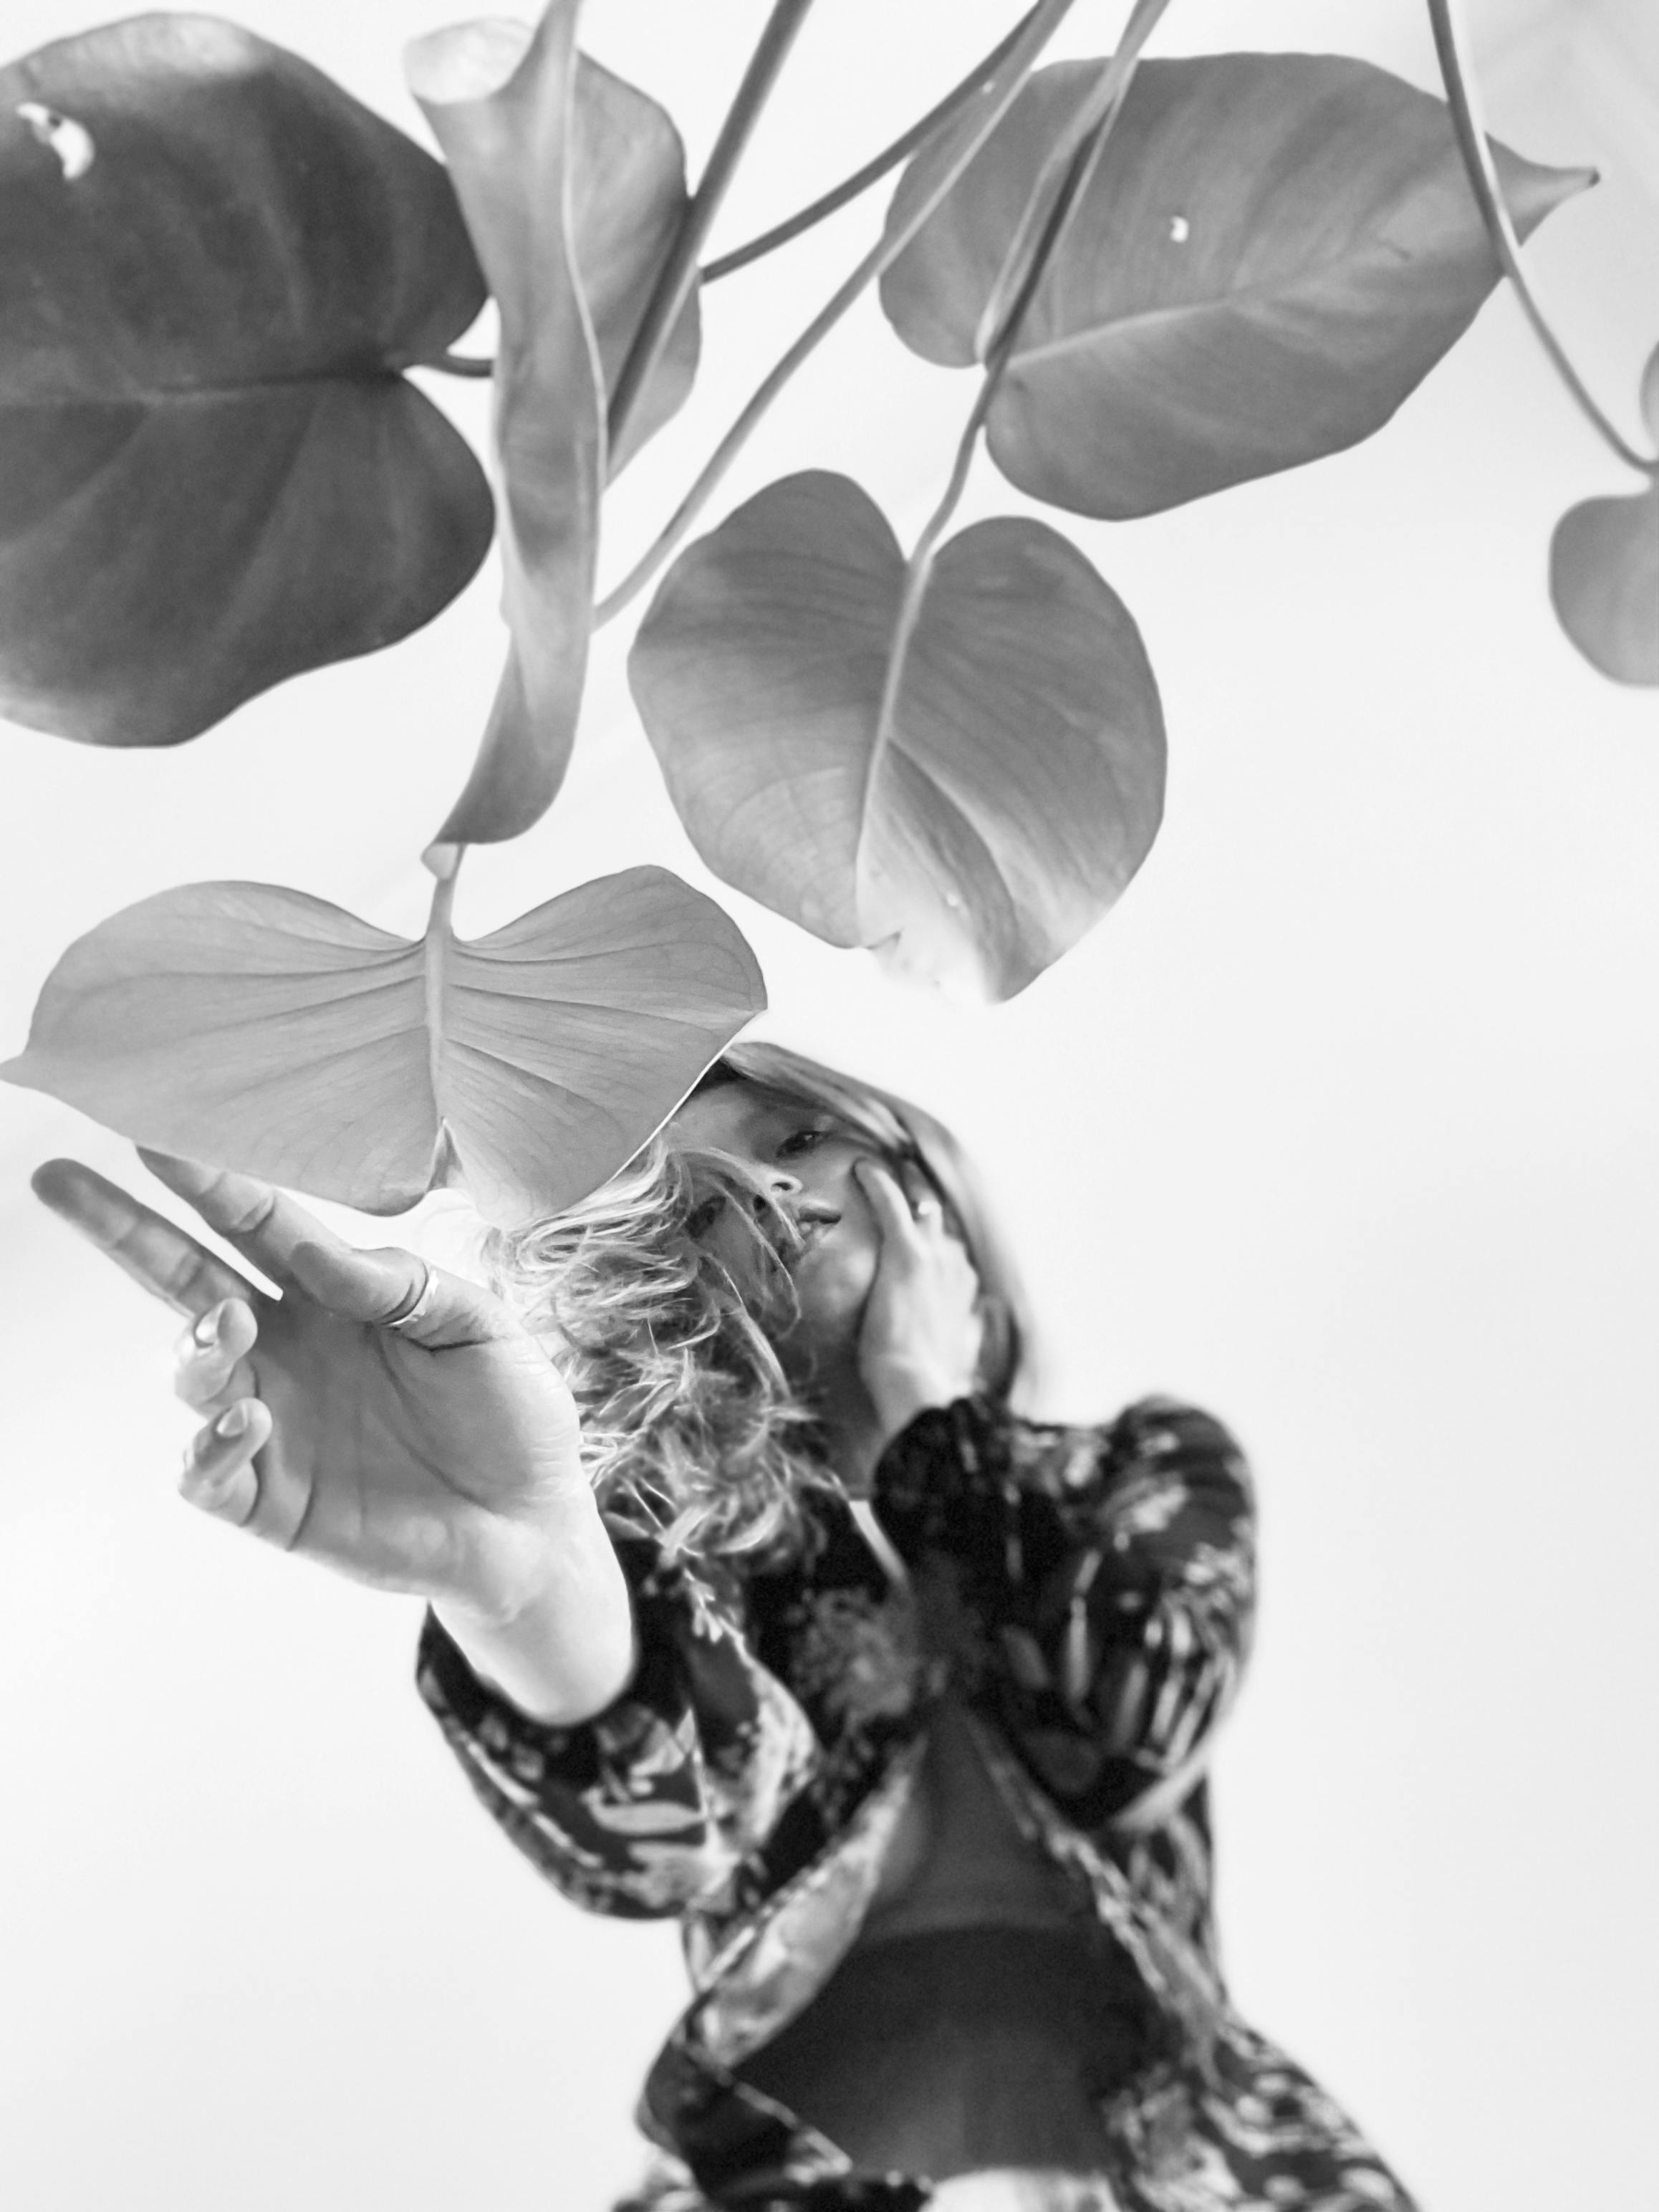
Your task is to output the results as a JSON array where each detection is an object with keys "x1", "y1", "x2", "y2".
[
  {"x1": 1549, "y1": 344, "x2": 1659, "y2": 687},
  {"x1": 629, "y1": 471, "x2": 1165, "y2": 1001},
  {"x1": 408, "y1": 8, "x2": 606, "y2": 848},
  {"x1": 0, "y1": 14, "x2": 494, "y2": 747},
  {"x1": 1, "y1": 869, "x2": 766, "y2": 1226},
  {"x1": 880, "y1": 56, "x2": 1591, "y2": 518}
]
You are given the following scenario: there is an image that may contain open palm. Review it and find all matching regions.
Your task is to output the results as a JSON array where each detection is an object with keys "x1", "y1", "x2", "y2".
[{"x1": 33, "y1": 1152, "x2": 584, "y2": 1622}]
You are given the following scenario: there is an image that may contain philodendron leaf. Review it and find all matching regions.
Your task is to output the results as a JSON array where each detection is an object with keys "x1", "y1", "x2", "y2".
[
  {"x1": 1549, "y1": 492, "x2": 1659, "y2": 686},
  {"x1": 1, "y1": 869, "x2": 766, "y2": 1226},
  {"x1": 570, "y1": 53, "x2": 700, "y2": 474},
  {"x1": 629, "y1": 471, "x2": 1165, "y2": 1001},
  {"x1": 408, "y1": 7, "x2": 605, "y2": 848},
  {"x1": 880, "y1": 57, "x2": 1592, "y2": 518},
  {"x1": 1548, "y1": 343, "x2": 1659, "y2": 686},
  {"x1": 0, "y1": 14, "x2": 494, "y2": 747}
]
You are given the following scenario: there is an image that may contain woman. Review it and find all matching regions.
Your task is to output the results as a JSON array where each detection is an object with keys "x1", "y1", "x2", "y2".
[{"x1": 34, "y1": 1043, "x2": 1417, "y2": 2212}]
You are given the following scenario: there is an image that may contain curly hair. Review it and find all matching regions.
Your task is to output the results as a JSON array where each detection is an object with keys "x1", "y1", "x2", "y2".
[{"x1": 485, "y1": 1044, "x2": 1033, "y2": 1566}]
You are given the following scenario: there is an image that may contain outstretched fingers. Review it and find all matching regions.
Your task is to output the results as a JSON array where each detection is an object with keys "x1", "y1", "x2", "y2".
[
  {"x1": 32, "y1": 1159, "x2": 256, "y2": 1319},
  {"x1": 138, "y1": 1154, "x2": 506, "y2": 1342},
  {"x1": 139, "y1": 1152, "x2": 362, "y2": 1295}
]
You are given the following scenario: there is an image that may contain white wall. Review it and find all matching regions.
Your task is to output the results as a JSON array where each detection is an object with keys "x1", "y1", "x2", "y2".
[{"x1": 2, "y1": 4, "x2": 1655, "y2": 2209}]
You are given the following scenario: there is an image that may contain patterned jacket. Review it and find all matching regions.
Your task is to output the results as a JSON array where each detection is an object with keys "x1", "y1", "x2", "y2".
[{"x1": 417, "y1": 1396, "x2": 1416, "y2": 2212}]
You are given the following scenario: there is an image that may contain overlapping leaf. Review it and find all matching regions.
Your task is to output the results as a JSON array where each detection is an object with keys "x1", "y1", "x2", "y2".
[
  {"x1": 409, "y1": 9, "x2": 603, "y2": 849},
  {"x1": 0, "y1": 14, "x2": 494, "y2": 746},
  {"x1": 1, "y1": 870, "x2": 766, "y2": 1225},
  {"x1": 568, "y1": 52, "x2": 700, "y2": 473},
  {"x1": 1549, "y1": 345, "x2": 1659, "y2": 686},
  {"x1": 409, "y1": 9, "x2": 700, "y2": 850},
  {"x1": 630, "y1": 471, "x2": 1165, "y2": 1001},
  {"x1": 880, "y1": 56, "x2": 1591, "y2": 518}
]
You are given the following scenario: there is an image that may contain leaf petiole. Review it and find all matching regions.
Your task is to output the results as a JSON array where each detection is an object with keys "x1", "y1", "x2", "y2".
[
  {"x1": 606, "y1": 0, "x2": 817, "y2": 461},
  {"x1": 593, "y1": 0, "x2": 1083, "y2": 628},
  {"x1": 877, "y1": 1, "x2": 1169, "y2": 766},
  {"x1": 1426, "y1": 0, "x2": 1656, "y2": 476},
  {"x1": 702, "y1": 4, "x2": 1042, "y2": 283},
  {"x1": 972, "y1": 0, "x2": 1170, "y2": 365},
  {"x1": 428, "y1": 350, "x2": 496, "y2": 378}
]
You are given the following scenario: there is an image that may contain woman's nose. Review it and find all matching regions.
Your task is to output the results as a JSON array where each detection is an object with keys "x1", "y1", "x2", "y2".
[{"x1": 767, "y1": 1170, "x2": 802, "y2": 1198}]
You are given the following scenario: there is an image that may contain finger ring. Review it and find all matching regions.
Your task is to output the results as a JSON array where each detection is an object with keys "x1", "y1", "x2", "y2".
[{"x1": 384, "y1": 1259, "x2": 439, "y2": 1333}]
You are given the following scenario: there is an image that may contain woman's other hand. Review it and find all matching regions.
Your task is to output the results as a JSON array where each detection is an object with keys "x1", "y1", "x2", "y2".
[
  {"x1": 853, "y1": 1158, "x2": 984, "y2": 1443},
  {"x1": 32, "y1": 1154, "x2": 633, "y2": 1722}
]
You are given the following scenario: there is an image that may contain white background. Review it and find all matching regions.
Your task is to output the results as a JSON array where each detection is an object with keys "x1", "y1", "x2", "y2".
[{"x1": 1, "y1": 3, "x2": 1655, "y2": 2208}]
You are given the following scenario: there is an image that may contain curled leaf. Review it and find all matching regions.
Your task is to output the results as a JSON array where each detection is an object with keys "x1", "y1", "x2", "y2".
[
  {"x1": 881, "y1": 56, "x2": 1591, "y2": 517},
  {"x1": 0, "y1": 14, "x2": 493, "y2": 746},
  {"x1": 569, "y1": 53, "x2": 699, "y2": 473},
  {"x1": 1549, "y1": 484, "x2": 1659, "y2": 686},
  {"x1": 629, "y1": 471, "x2": 1165, "y2": 1001},
  {"x1": 410, "y1": 10, "x2": 671, "y2": 845},
  {"x1": 1, "y1": 869, "x2": 766, "y2": 1226}
]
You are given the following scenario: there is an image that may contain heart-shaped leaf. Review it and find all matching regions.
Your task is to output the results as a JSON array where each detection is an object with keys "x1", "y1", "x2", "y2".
[
  {"x1": 1549, "y1": 342, "x2": 1659, "y2": 686},
  {"x1": 1, "y1": 868, "x2": 766, "y2": 1226},
  {"x1": 880, "y1": 56, "x2": 1592, "y2": 518},
  {"x1": 629, "y1": 471, "x2": 1165, "y2": 1001},
  {"x1": 569, "y1": 52, "x2": 699, "y2": 474},
  {"x1": 0, "y1": 14, "x2": 494, "y2": 747},
  {"x1": 1549, "y1": 486, "x2": 1659, "y2": 686},
  {"x1": 408, "y1": 8, "x2": 606, "y2": 849}
]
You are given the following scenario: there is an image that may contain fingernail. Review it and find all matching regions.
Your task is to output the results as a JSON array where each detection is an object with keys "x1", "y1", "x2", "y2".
[
  {"x1": 193, "y1": 1303, "x2": 223, "y2": 1347},
  {"x1": 215, "y1": 1403, "x2": 249, "y2": 1438}
]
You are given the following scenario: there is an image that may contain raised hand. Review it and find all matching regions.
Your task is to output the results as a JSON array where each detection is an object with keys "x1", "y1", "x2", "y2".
[
  {"x1": 852, "y1": 1157, "x2": 985, "y2": 1441},
  {"x1": 32, "y1": 1153, "x2": 587, "y2": 1631}
]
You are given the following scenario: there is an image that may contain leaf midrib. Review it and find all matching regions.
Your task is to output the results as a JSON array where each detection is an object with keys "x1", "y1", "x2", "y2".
[
  {"x1": 1001, "y1": 218, "x2": 1468, "y2": 375},
  {"x1": 0, "y1": 363, "x2": 418, "y2": 408}
]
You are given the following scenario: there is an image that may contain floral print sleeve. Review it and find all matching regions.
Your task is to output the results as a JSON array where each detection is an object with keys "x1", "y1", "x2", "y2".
[
  {"x1": 872, "y1": 1395, "x2": 1256, "y2": 1830},
  {"x1": 415, "y1": 1531, "x2": 819, "y2": 1920}
]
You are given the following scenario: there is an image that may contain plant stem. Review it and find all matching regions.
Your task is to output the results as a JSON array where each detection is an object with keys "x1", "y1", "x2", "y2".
[
  {"x1": 873, "y1": 1, "x2": 1168, "y2": 762},
  {"x1": 1426, "y1": 0, "x2": 1655, "y2": 476},
  {"x1": 702, "y1": 5, "x2": 1042, "y2": 284},
  {"x1": 593, "y1": 0, "x2": 1082, "y2": 629},
  {"x1": 974, "y1": 0, "x2": 1168, "y2": 360},
  {"x1": 428, "y1": 351, "x2": 495, "y2": 378},
  {"x1": 422, "y1": 840, "x2": 466, "y2": 885},
  {"x1": 606, "y1": 0, "x2": 816, "y2": 461}
]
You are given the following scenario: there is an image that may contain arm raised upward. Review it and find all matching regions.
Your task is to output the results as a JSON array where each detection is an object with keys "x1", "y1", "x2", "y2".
[{"x1": 31, "y1": 1153, "x2": 634, "y2": 1726}]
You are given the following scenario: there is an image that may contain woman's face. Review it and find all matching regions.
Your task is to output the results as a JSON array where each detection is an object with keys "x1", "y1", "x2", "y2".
[{"x1": 665, "y1": 1082, "x2": 890, "y2": 1360}]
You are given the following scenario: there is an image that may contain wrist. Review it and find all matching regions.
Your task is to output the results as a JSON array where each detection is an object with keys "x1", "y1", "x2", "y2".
[
  {"x1": 862, "y1": 1358, "x2": 971, "y2": 1441},
  {"x1": 443, "y1": 1478, "x2": 605, "y2": 1635}
]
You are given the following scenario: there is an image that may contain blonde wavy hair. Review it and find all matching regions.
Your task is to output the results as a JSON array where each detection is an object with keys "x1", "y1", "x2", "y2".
[{"x1": 485, "y1": 1043, "x2": 1032, "y2": 1565}]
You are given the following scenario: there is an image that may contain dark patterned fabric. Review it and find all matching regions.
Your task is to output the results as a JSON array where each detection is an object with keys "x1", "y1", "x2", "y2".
[{"x1": 416, "y1": 1397, "x2": 1417, "y2": 2211}]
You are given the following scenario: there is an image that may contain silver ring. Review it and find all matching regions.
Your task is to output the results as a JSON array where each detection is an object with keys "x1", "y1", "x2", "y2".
[{"x1": 384, "y1": 1259, "x2": 440, "y2": 1333}]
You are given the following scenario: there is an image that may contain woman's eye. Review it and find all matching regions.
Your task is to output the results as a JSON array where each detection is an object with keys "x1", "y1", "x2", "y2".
[{"x1": 777, "y1": 1127, "x2": 826, "y2": 1159}]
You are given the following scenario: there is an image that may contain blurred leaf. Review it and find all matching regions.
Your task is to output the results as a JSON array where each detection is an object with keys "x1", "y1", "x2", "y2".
[
  {"x1": 0, "y1": 14, "x2": 494, "y2": 747},
  {"x1": 880, "y1": 56, "x2": 1591, "y2": 518},
  {"x1": 408, "y1": 9, "x2": 604, "y2": 850},
  {"x1": 629, "y1": 471, "x2": 1165, "y2": 1001},
  {"x1": 1549, "y1": 484, "x2": 1659, "y2": 686},
  {"x1": 570, "y1": 52, "x2": 699, "y2": 473},
  {"x1": 1, "y1": 870, "x2": 766, "y2": 1225}
]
